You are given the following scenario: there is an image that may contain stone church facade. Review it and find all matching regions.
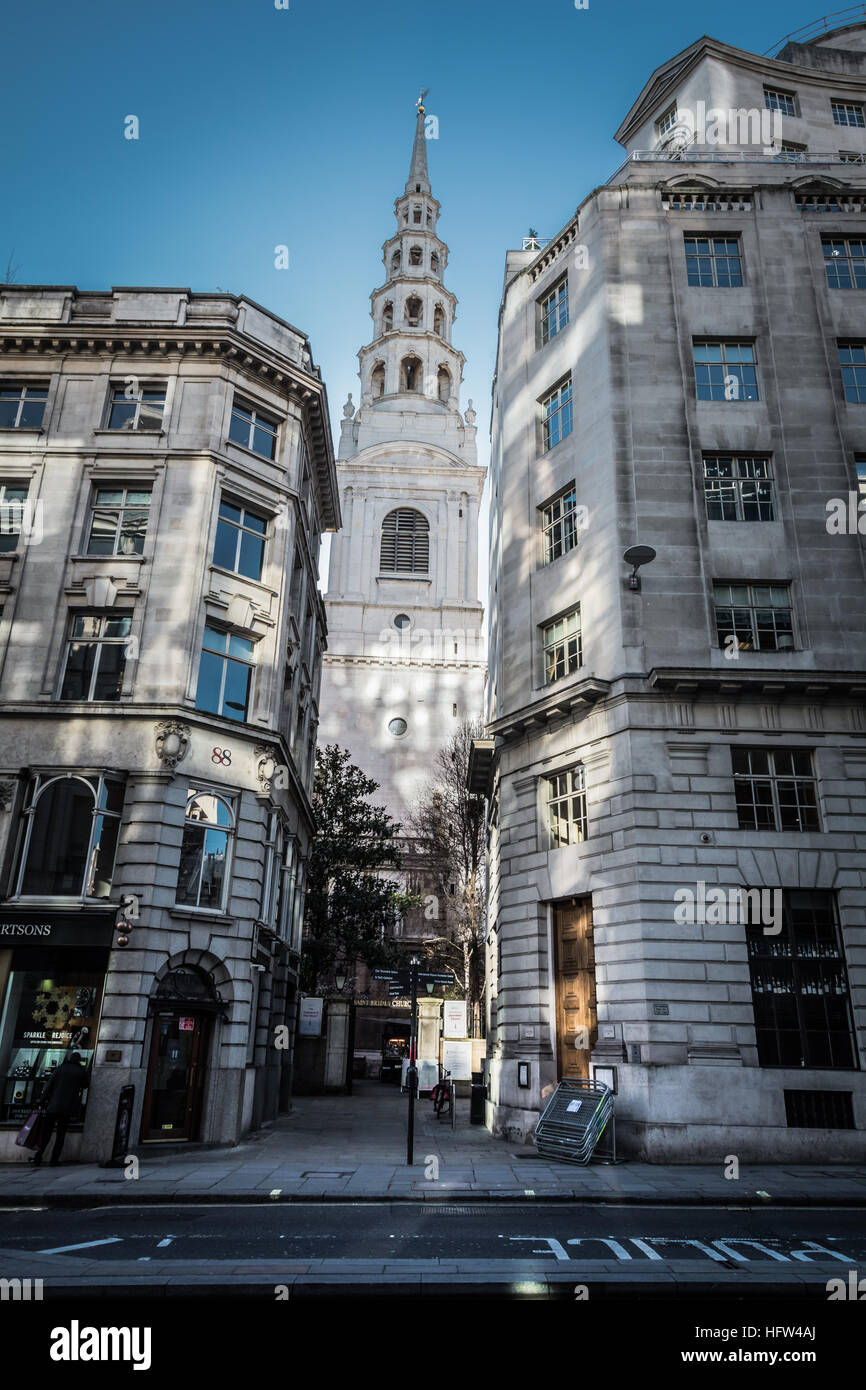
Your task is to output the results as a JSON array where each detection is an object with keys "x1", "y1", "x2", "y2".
[{"x1": 319, "y1": 104, "x2": 486, "y2": 845}]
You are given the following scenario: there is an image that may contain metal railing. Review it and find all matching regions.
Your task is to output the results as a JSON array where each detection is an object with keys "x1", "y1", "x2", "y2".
[{"x1": 765, "y1": 4, "x2": 866, "y2": 54}]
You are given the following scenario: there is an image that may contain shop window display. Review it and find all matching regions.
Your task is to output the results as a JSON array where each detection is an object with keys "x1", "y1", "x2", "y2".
[{"x1": 0, "y1": 949, "x2": 105, "y2": 1123}]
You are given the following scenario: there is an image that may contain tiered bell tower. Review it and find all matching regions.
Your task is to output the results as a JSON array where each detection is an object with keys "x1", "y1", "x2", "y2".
[{"x1": 318, "y1": 97, "x2": 486, "y2": 824}]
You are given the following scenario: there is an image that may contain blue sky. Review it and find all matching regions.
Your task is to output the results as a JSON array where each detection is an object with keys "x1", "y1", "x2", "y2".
[{"x1": 1, "y1": 0, "x2": 830, "y2": 565}]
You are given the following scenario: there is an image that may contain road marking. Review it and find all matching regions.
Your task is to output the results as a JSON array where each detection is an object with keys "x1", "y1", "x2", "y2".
[{"x1": 37, "y1": 1237, "x2": 123, "y2": 1255}]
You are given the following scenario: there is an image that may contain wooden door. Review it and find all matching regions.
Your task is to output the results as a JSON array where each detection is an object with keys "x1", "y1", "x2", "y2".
[{"x1": 553, "y1": 898, "x2": 597, "y2": 1081}]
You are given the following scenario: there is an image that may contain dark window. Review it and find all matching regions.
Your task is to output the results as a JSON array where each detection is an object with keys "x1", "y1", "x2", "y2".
[
  {"x1": 694, "y1": 341, "x2": 759, "y2": 400},
  {"x1": 0, "y1": 382, "x2": 48, "y2": 429},
  {"x1": 0, "y1": 483, "x2": 31, "y2": 553},
  {"x1": 380, "y1": 508, "x2": 429, "y2": 573},
  {"x1": 540, "y1": 278, "x2": 569, "y2": 344},
  {"x1": 86, "y1": 486, "x2": 151, "y2": 556},
  {"x1": 731, "y1": 747, "x2": 819, "y2": 832},
  {"x1": 228, "y1": 397, "x2": 278, "y2": 459},
  {"x1": 822, "y1": 237, "x2": 866, "y2": 288},
  {"x1": 542, "y1": 377, "x2": 573, "y2": 450},
  {"x1": 195, "y1": 624, "x2": 254, "y2": 722},
  {"x1": 16, "y1": 773, "x2": 124, "y2": 897},
  {"x1": 839, "y1": 343, "x2": 866, "y2": 401},
  {"x1": 703, "y1": 455, "x2": 774, "y2": 520},
  {"x1": 685, "y1": 236, "x2": 743, "y2": 287},
  {"x1": 714, "y1": 582, "x2": 794, "y2": 651},
  {"x1": 856, "y1": 453, "x2": 866, "y2": 496},
  {"x1": 213, "y1": 500, "x2": 266, "y2": 580},
  {"x1": 784, "y1": 1090, "x2": 855, "y2": 1127},
  {"x1": 747, "y1": 892, "x2": 856, "y2": 1069},
  {"x1": 60, "y1": 613, "x2": 131, "y2": 701},
  {"x1": 107, "y1": 383, "x2": 165, "y2": 431},
  {"x1": 176, "y1": 790, "x2": 234, "y2": 910}
]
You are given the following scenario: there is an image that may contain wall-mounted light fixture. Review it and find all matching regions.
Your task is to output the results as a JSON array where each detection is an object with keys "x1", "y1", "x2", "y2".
[
  {"x1": 517, "y1": 1061, "x2": 531, "y2": 1089},
  {"x1": 623, "y1": 544, "x2": 656, "y2": 592}
]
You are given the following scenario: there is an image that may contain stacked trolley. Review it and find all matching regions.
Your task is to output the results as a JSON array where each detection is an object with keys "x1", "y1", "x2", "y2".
[{"x1": 534, "y1": 1077, "x2": 616, "y2": 1165}]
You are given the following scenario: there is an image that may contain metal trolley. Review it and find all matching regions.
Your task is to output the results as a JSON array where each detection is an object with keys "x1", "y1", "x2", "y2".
[{"x1": 534, "y1": 1077, "x2": 616, "y2": 1165}]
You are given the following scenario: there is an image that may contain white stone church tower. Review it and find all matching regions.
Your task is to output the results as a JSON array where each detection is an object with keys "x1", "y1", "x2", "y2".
[{"x1": 319, "y1": 100, "x2": 486, "y2": 826}]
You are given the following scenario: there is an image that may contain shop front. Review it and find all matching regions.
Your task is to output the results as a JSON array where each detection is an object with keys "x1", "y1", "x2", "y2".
[{"x1": 0, "y1": 909, "x2": 113, "y2": 1160}]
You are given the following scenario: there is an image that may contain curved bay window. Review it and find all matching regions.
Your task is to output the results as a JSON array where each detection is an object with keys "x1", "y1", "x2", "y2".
[
  {"x1": 380, "y1": 508, "x2": 429, "y2": 574},
  {"x1": 176, "y1": 790, "x2": 235, "y2": 912},
  {"x1": 14, "y1": 774, "x2": 125, "y2": 899}
]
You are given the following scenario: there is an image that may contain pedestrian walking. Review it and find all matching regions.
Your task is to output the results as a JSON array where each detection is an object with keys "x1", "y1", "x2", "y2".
[{"x1": 29, "y1": 1052, "x2": 91, "y2": 1166}]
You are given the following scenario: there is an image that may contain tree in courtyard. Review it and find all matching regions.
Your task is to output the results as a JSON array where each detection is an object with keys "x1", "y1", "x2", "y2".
[
  {"x1": 407, "y1": 718, "x2": 488, "y2": 1034},
  {"x1": 301, "y1": 744, "x2": 403, "y2": 993}
]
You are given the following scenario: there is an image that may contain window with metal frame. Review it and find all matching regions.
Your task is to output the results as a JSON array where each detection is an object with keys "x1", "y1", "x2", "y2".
[
  {"x1": 839, "y1": 342, "x2": 866, "y2": 400},
  {"x1": 541, "y1": 485, "x2": 580, "y2": 563},
  {"x1": 703, "y1": 456, "x2": 774, "y2": 521},
  {"x1": 60, "y1": 613, "x2": 131, "y2": 701},
  {"x1": 731, "y1": 747, "x2": 819, "y2": 832},
  {"x1": 0, "y1": 382, "x2": 48, "y2": 429},
  {"x1": 380, "y1": 508, "x2": 429, "y2": 573},
  {"x1": 714, "y1": 582, "x2": 794, "y2": 651},
  {"x1": 540, "y1": 277, "x2": 569, "y2": 345},
  {"x1": 176, "y1": 789, "x2": 235, "y2": 911},
  {"x1": 195, "y1": 623, "x2": 254, "y2": 722},
  {"x1": 541, "y1": 376, "x2": 573, "y2": 451},
  {"x1": 85, "y1": 485, "x2": 151, "y2": 556},
  {"x1": 656, "y1": 103, "x2": 678, "y2": 136},
  {"x1": 228, "y1": 396, "x2": 279, "y2": 459},
  {"x1": 0, "y1": 482, "x2": 31, "y2": 553},
  {"x1": 764, "y1": 87, "x2": 798, "y2": 116},
  {"x1": 106, "y1": 382, "x2": 165, "y2": 431},
  {"x1": 684, "y1": 235, "x2": 743, "y2": 287},
  {"x1": 747, "y1": 891, "x2": 856, "y2": 1069},
  {"x1": 213, "y1": 499, "x2": 267, "y2": 580},
  {"x1": 822, "y1": 236, "x2": 866, "y2": 288},
  {"x1": 831, "y1": 100, "x2": 865, "y2": 127},
  {"x1": 542, "y1": 608, "x2": 582, "y2": 685},
  {"x1": 546, "y1": 765, "x2": 587, "y2": 848},
  {"x1": 14, "y1": 773, "x2": 125, "y2": 898},
  {"x1": 693, "y1": 341, "x2": 759, "y2": 400},
  {"x1": 855, "y1": 453, "x2": 866, "y2": 496}
]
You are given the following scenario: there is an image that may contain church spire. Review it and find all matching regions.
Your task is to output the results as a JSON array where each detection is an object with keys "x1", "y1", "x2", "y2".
[{"x1": 406, "y1": 89, "x2": 431, "y2": 195}]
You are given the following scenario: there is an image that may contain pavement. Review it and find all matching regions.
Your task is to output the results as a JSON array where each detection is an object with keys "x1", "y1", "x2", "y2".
[{"x1": 2, "y1": 1082, "x2": 865, "y2": 1207}]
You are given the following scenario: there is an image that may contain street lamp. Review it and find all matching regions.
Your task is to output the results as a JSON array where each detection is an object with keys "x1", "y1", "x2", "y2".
[
  {"x1": 335, "y1": 971, "x2": 347, "y2": 992},
  {"x1": 623, "y1": 544, "x2": 656, "y2": 592}
]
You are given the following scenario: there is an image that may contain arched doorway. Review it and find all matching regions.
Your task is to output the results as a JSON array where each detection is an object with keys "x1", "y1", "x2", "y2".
[{"x1": 141, "y1": 965, "x2": 224, "y2": 1141}]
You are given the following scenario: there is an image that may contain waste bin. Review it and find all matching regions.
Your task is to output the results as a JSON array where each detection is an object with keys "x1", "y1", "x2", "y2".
[{"x1": 470, "y1": 1071, "x2": 487, "y2": 1124}]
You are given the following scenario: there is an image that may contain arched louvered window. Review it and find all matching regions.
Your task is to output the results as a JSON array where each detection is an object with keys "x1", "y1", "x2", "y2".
[{"x1": 380, "y1": 508, "x2": 430, "y2": 574}]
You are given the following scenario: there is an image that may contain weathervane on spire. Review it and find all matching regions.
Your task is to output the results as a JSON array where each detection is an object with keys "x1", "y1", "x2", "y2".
[{"x1": 417, "y1": 87, "x2": 429, "y2": 115}]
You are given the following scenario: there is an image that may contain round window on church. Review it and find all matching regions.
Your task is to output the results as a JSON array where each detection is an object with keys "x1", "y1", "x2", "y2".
[
  {"x1": 388, "y1": 718, "x2": 408, "y2": 738},
  {"x1": 393, "y1": 613, "x2": 410, "y2": 629}
]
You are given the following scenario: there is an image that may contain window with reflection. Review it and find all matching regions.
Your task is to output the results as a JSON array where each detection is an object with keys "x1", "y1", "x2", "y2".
[
  {"x1": 195, "y1": 624, "x2": 254, "y2": 722},
  {"x1": 14, "y1": 774, "x2": 124, "y2": 898},
  {"x1": 176, "y1": 790, "x2": 235, "y2": 911}
]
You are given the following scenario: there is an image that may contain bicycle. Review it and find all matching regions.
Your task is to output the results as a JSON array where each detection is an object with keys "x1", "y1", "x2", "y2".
[{"x1": 431, "y1": 1068, "x2": 453, "y2": 1120}]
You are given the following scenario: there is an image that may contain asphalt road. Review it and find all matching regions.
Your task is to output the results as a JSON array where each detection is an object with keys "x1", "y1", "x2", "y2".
[{"x1": 2, "y1": 1201, "x2": 864, "y2": 1266}]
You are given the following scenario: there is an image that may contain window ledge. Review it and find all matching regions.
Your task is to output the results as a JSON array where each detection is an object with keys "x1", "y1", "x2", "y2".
[
  {"x1": 376, "y1": 573, "x2": 432, "y2": 583},
  {"x1": 93, "y1": 429, "x2": 165, "y2": 437},
  {"x1": 4, "y1": 897, "x2": 114, "y2": 909},
  {"x1": 167, "y1": 907, "x2": 233, "y2": 925},
  {"x1": 0, "y1": 427, "x2": 44, "y2": 435},
  {"x1": 208, "y1": 563, "x2": 277, "y2": 597},
  {"x1": 70, "y1": 553, "x2": 146, "y2": 564},
  {"x1": 224, "y1": 437, "x2": 277, "y2": 465}
]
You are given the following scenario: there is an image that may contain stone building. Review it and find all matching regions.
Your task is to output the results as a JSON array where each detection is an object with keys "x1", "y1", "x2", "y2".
[
  {"x1": 480, "y1": 23, "x2": 866, "y2": 1158},
  {"x1": 0, "y1": 284, "x2": 338, "y2": 1159},
  {"x1": 318, "y1": 104, "x2": 486, "y2": 1024}
]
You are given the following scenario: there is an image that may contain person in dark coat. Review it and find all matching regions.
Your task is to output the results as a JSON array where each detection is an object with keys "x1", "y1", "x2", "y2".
[{"x1": 29, "y1": 1052, "x2": 91, "y2": 1166}]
